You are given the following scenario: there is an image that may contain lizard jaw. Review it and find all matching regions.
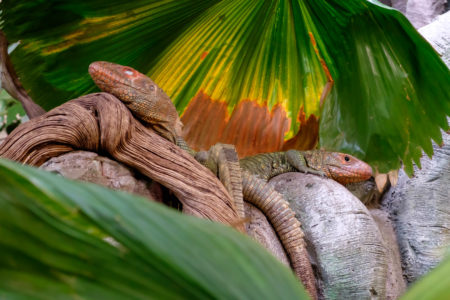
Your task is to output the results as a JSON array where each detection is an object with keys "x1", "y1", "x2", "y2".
[{"x1": 327, "y1": 164, "x2": 372, "y2": 184}]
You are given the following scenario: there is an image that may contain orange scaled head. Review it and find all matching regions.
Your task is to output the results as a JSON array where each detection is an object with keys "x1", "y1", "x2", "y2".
[{"x1": 303, "y1": 150, "x2": 372, "y2": 184}]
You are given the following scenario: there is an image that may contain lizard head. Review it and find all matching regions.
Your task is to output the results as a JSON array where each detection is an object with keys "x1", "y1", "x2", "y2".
[
  {"x1": 89, "y1": 61, "x2": 162, "y2": 103},
  {"x1": 88, "y1": 61, "x2": 183, "y2": 141},
  {"x1": 302, "y1": 150, "x2": 372, "y2": 184}
]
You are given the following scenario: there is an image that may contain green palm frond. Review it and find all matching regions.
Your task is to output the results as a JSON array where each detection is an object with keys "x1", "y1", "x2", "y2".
[{"x1": 1, "y1": 0, "x2": 449, "y2": 173}]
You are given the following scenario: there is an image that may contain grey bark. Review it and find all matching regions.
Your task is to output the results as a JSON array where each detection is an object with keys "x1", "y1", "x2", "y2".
[
  {"x1": 41, "y1": 151, "x2": 160, "y2": 202},
  {"x1": 370, "y1": 209, "x2": 407, "y2": 299},
  {"x1": 270, "y1": 173, "x2": 388, "y2": 300},
  {"x1": 390, "y1": 0, "x2": 447, "y2": 28},
  {"x1": 419, "y1": 11, "x2": 450, "y2": 68},
  {"x1": 381, "y1": 129, "x2": 450, "y2": 283}
]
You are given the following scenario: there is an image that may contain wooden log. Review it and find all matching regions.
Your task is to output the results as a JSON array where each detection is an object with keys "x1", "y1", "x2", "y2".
[{"x1": 0, "y1": 92, "x2": 242, "y2": 230}]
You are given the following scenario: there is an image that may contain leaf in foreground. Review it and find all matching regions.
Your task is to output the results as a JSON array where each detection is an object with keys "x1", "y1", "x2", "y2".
[
  {"x1": 0, "y1": 158, "x2": 308, "y2": 299},
  {"x1": 401, "y1": 256, "x2": 450, "y2": 300}
]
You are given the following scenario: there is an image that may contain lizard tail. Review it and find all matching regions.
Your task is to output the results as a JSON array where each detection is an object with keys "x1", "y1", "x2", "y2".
[{"x1": 242, "y1": 171, "x2": 317, "y2": 299}]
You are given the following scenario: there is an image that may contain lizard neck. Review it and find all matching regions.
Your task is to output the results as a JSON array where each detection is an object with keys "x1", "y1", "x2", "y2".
[{"x1": 175, "y1": 136, "x2": 196, "y2": 156}]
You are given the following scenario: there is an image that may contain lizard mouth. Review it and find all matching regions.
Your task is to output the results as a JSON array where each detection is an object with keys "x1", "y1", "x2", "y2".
[{"x1": 327, "y1": 164, "x2": 372, "y2": 184}]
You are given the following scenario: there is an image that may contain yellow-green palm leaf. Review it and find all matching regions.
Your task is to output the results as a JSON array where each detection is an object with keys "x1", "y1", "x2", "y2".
[{"x1": 1, "y1": 0, "x2": 449, "y2": 173}]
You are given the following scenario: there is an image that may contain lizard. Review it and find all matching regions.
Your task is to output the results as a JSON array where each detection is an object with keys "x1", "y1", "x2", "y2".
[{"x1": 89, "y1": 61, "x2": 372, "y2": 298}]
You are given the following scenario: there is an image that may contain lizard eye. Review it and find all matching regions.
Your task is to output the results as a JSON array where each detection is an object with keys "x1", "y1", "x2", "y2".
[
  {"x1": 124, "y1": 69, "x2": 134, "y2": 76},
  {"x1": 344, "y1": 155, "x2": 350, "y2": 162}
]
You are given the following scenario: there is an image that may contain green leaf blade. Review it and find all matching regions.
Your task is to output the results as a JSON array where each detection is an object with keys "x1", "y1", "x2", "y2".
[
  {"x1": 0, "y1": 158, "x2": 308, "y2": 299},
  {"x1": 401, "y1": 256, "x2": 450, "y2": 300}
]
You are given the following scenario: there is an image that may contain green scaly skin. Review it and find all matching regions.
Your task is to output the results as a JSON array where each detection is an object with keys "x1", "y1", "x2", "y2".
[{"x1": 239, "y1": 151, "x2": 326, "y2": 181}]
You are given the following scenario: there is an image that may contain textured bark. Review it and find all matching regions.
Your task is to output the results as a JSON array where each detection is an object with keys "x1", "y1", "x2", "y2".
[
  {"x1": 389, "y1": 0, "x2": 447, "y2": 28},
  {"x1": 370, "y1": 209, "x2": 407, "y2": 299},
  {"x1": 0, "y1": 93, "x2": 242, "y2": 230},
  {"x1": 41, "y1": 151, "x2": 161, "y2": 202},
  {"x1": 405, "y1": 0, "x2": 447, "y2": 28},
  {"x1": 382, "y1": 128, "x2": 450, "y2": 283},
  {"x1": 270, "y1": 173, "x2": 388, "y2": 300},
  {"x1": 419, "y1": 11, "x2": 450, "y2": 68}
]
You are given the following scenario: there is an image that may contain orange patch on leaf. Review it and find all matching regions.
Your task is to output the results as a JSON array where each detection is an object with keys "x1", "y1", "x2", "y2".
[
  {"x1": 282, "y1": 106, "x2": 319, "y2": 151},
  {"x1": 308, "y1": 32, "x2": 333, "y2": 83},
  {"x1": 181, "y1": 91, "x2": 228, "y2": 150},
  {"x1": 181, "y1": 91, "x2": 293, "y2": 157},
  {"x1": 308, "y1": 32, "x2": 334, "y2": 107},
  {"x1": 200, "y1": 51, "x2": 209, "y2": 60}
]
